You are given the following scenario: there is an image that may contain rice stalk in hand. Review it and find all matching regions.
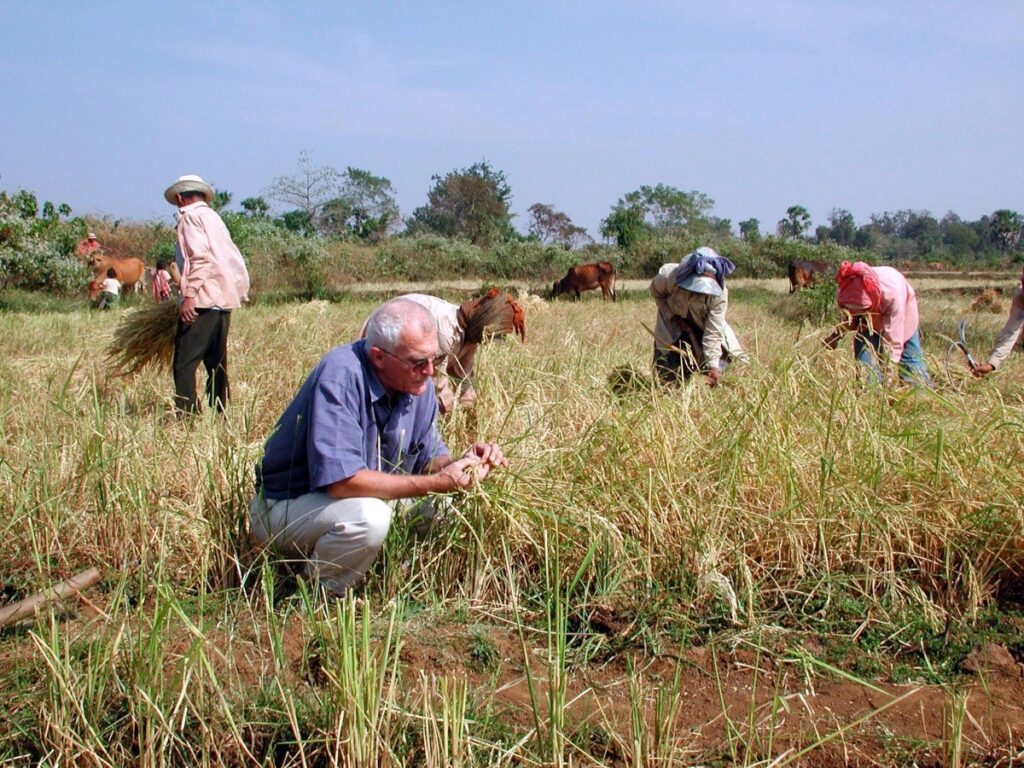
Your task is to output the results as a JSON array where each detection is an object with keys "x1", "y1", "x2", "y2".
[{"x1": 106, "y1": 300, "x2": 178, "y2": 377}]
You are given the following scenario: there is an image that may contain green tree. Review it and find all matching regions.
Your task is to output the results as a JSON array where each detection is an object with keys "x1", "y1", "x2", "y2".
[
  {"x1": 277, "y1": 209, "x2": 314, "y2": 236},
  {"x1": 853, "y1": 225, "x2": 877, "y2": 251},
  {"x1": 940, "y1": 212, "x2": 978, "y2": 256},
  {"x1": 240, "y1": 197, "x2": 270, "y2": 218},
  {"x1": 987, "y1": 209, "x2": 1023, "y2": 252},
  {"x1": 777, "y1": 205, "x2": 811, "y2": 240},
  {"x1": 614, "y1": 184, "x2": 715, "y2": 237},
  {"x1": 868, "y1": 210, "x2": 911, "y2": 237},
  {"x1": 739, "y1": 218, "x2": 761, "y2": 243},
  {"x1": 210, "y1": 189, "x2": 232, "y2": 211},
  {"x1": 819, "y1": 208, "x2": 856, "y2": 246},
  {"x1": 408, "y1": 161, "x2": 514, "y2": 246},
  {"x1": 320, "y1": 168, "x2": 400, "y2": 243},
  {"x1": 600, "y1": 204, "x2": 647, "y2": 248},
  {"x1": 900, "y1": 211, "x2": 940, "y2": 256},
  {"x1": 527, "y1": 203, "x2": 590, "y2": 248}
]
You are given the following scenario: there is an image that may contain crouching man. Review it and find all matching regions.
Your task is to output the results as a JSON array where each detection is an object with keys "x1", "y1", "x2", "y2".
[{"x1": 250, "y1": 298, "x2": 508, "y2": 598}]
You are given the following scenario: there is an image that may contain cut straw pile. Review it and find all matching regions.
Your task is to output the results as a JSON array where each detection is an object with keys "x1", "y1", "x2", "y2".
[{"x1": 106, "y1": 300, "x2": 179, "y2": 377}]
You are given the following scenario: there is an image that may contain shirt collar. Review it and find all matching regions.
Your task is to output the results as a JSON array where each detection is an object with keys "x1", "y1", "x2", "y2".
[
  {"x1": 178, "y1": 201, "x2": 210, "y2": 213},
  {"x1": 355, "y1": 339, "x2": 406, "y2": 407}
]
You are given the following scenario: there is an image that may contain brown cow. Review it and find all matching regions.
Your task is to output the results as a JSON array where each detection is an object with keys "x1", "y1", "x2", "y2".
[
  {"x1": 787, "y1": 259, "x2": 830, "y2": 293},
  {"x1": 88, "y1": 256, "x2": 147, "y2": 300},
  {"x1": 551, "y1": 261, "x2": 616, "y2": 301}
]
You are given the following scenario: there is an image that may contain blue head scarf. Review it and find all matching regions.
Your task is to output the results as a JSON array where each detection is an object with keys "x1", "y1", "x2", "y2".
[{"x1": 674, "y1": 247, "x2": 736, "y2": 291}]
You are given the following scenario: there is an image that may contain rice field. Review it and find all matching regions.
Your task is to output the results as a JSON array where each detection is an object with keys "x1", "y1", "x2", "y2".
[{"x1": 1, "y1": 277, "x2": 1022, "y2": 766}]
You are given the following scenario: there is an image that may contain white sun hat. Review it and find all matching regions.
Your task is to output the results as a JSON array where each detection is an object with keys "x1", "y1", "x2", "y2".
[{"x1": 164, "y1": 174, "x2": 215, "y2": 206}]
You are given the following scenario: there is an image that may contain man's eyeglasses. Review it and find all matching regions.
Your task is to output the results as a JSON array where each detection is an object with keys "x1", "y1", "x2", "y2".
[{"x1": 378, "y1": 347, "x2": 447, "y2": 372}]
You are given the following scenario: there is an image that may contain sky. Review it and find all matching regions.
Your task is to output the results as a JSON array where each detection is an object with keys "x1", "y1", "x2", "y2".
[{"x1": 2, "y1": 2, "x2": 1021, "y2": 238}]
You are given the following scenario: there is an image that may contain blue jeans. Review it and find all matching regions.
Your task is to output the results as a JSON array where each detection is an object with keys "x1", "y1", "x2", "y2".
[{"x1": 854, "y1": 328, "x2": 932, "y2": 387}]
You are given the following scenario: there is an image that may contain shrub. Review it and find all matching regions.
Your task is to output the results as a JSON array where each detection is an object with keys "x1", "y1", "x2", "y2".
[
  {"x1": 224, "y1": 216, "x2": 330, "y2": 297},
  {"x1": 485, "y1": 239, "x2": 578, "y2": 281},
  {"x1": 616, "y1": 237, "x2": 697, "y2": 278},
  {"x1": 374, "y1": 236, "x2": 485, "y2": 281},
  {"x1": 0, "y1": 238, "x2": 88, "y2": 294},
  {"x1": 0, "y1": 192, "x2": 88, "y2": 294},
  {"x1": 788, "y1": 280, "x2": 839, "y2": 325}
]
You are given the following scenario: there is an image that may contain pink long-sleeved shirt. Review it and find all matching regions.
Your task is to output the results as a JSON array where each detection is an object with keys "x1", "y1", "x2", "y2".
[
  {"x1": 176, "y1": 201, "x2": 250, "y2": 309},
  {"x1": 871, "y1": 266, "x2": 920, "y2": 364}
]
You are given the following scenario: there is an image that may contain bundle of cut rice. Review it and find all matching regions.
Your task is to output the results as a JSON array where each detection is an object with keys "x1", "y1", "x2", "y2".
[
  {"x1": 106, "y1": 300, "x2": 179, "y2": 377},
  {"x1": 457, "y1": 288, "x2": 527, "y2": 344}
]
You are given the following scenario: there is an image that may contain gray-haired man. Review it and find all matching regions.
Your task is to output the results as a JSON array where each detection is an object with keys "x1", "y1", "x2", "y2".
[{"x1": 250, "y1": 298, "x2": 507, "y2": 597}]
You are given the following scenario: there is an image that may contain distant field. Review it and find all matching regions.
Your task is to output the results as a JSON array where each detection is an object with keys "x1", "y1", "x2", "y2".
[
  {"x1": 348, "y1": 270, "x2": 1021, "y2": 298},
  {"x1": 1, "y1": 278, "x2": 1022, "y2": 765}
]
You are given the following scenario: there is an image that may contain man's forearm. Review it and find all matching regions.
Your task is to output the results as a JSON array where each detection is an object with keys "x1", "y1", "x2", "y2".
[
  {"x1": 423, "y1": 455, "x2": 453, "y2": 474},
  {"x1": 327, "y1": 467, "x2": 452, "y2": 500}
]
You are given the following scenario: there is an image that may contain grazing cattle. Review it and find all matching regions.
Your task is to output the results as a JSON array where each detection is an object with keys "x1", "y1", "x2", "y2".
[
  {"x1": 787, "y1": 259, "x2": 830, "y2": 293},
  {"x1": 551, "y1": 261, "x2": 616, "y2": 301},
  {"x1": 88, "y1": 256, "x2": 147, "y2": 299}
]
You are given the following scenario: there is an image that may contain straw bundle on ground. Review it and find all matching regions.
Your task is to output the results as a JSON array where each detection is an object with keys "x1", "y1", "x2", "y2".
[{"x1": 106, "y1": 300, "x2": 179, "y2": 377}]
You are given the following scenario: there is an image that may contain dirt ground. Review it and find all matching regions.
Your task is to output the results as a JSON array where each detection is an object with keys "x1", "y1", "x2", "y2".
[
  {"x1": 225, "y1": 609, "x2": 1024, "y2": 766},
  {"x1": 399, "y1": 623, "x2": 1024, "y2": 765}
]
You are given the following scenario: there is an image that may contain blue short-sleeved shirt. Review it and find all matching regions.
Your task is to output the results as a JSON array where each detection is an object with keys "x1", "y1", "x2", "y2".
[{"x1": 256, "y1": 339, "x2": 450, "y2": 500}]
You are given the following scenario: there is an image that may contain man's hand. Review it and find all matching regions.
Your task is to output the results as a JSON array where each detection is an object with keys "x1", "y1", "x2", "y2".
[
  {"x1": 180, "y1": 296, "x2": 197, "y2": 324},
  {"x1": 462, "y1": 442, "x2": 508, "y2": 470},
  {"x1": 438, "y1": 455, "x2": 485, "y2": 491},
  {"x1": 707, "y1": 367, "x2": 722, "y2": 388},
  {"x1": 971, "y1": 362, "x2": 994, "y2": 378},
  {"x1": 436, "y1": 442, "x2": 508, "y2": 490}
]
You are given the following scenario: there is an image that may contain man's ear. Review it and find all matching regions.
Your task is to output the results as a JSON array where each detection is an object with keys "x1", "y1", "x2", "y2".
[{"x1": 368, "y1": 346, "x2": 385, "y2": 369}]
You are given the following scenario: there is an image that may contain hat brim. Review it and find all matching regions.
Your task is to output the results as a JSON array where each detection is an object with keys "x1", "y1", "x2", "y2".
[
  {"x1": 677, "y1": 274, "x2": 723, "y2": 297},
  {"x1": 164, "y1": 180, "x2": 214, "y2": 206}
]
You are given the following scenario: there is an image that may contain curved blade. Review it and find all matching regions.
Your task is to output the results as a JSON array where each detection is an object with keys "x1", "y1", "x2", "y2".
[{"x1": 956, "y1": 319, "x2": 977, "y2": 368}]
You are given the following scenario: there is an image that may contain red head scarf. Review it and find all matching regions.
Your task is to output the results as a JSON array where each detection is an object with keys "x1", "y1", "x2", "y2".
[{"x1": 835, "y1": 261, "x2": 881, "y2": 312}]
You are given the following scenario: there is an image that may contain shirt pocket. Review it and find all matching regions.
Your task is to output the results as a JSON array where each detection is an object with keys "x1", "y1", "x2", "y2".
[{"x1": 399, "y1": 440, "x2": 426, "y2": 472}]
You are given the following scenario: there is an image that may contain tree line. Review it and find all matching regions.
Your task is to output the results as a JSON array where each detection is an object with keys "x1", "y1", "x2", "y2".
[
  {"x1": 249, "y1": 153, "x2": 1022, "y2": 264},
  {"x1": 1, "y1": 153, "x2": 1021, "y2": 296}
]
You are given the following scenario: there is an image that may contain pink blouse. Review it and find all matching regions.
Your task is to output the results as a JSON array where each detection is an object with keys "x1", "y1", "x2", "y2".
[{"x1": 871, "y1": 266, "x2": 920, "y2": 363}]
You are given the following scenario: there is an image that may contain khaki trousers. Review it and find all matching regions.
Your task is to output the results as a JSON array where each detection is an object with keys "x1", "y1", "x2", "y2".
[{"x1": 249, "y1": 493, "x2": 442, "y2": 596}]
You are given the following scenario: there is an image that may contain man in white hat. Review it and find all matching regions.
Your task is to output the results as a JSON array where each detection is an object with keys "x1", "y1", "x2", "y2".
[
  {"x1": 649, "y1": 246, "x2": 745, "y2": 387},
  {"x1": 164, "y1": 174, "x2": 250, "y2": 413}
]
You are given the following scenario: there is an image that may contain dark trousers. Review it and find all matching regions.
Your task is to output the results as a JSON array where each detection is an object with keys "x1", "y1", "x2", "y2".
[
  {"x1": 173, "y1": 309, "x2": 232, "y2": 413},
  {"x1": 653, "y1": 317, "x2": 733, "y2": 385},
  {"x1": 653, "y1": 316, "x2": 705, "y2": 385}
]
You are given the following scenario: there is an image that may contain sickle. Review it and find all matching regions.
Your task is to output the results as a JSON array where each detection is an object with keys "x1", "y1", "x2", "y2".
[{"x1": 956, "y1": 319, "x2": 978, "y2": 369}]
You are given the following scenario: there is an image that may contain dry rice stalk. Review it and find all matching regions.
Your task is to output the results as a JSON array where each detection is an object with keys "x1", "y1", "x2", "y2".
[
  {"x1": 106, "y1": 300, "x2": 179, "y2": 377},
  {"x1": 970, "y1": 288, "x2": 1003, "y2": 314},
  {"x1": 458, "y1": 289, "x2": 527, "y2": 344}
]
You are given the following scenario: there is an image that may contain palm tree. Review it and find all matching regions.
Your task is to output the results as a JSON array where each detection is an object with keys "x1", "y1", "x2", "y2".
[{"x1": 777, "y1": 205, "x2": 811, "y2": 240}]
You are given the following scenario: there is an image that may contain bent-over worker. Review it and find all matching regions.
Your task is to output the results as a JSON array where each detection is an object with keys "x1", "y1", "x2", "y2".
[
  {"x1": 971, "y1": 265, "x2": 1024, "y2": 377},
  {"x1": 823, "y1": 261, "x2": 931, "y2": 387},
  {"x1": 650, "y1": 246, "x2": 745, "y2": 387}
]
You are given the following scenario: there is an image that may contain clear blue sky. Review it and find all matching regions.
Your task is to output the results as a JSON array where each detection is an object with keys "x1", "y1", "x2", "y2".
[{"x1": 2, "y1": 2, "x2": 1020, "y2": 238}]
